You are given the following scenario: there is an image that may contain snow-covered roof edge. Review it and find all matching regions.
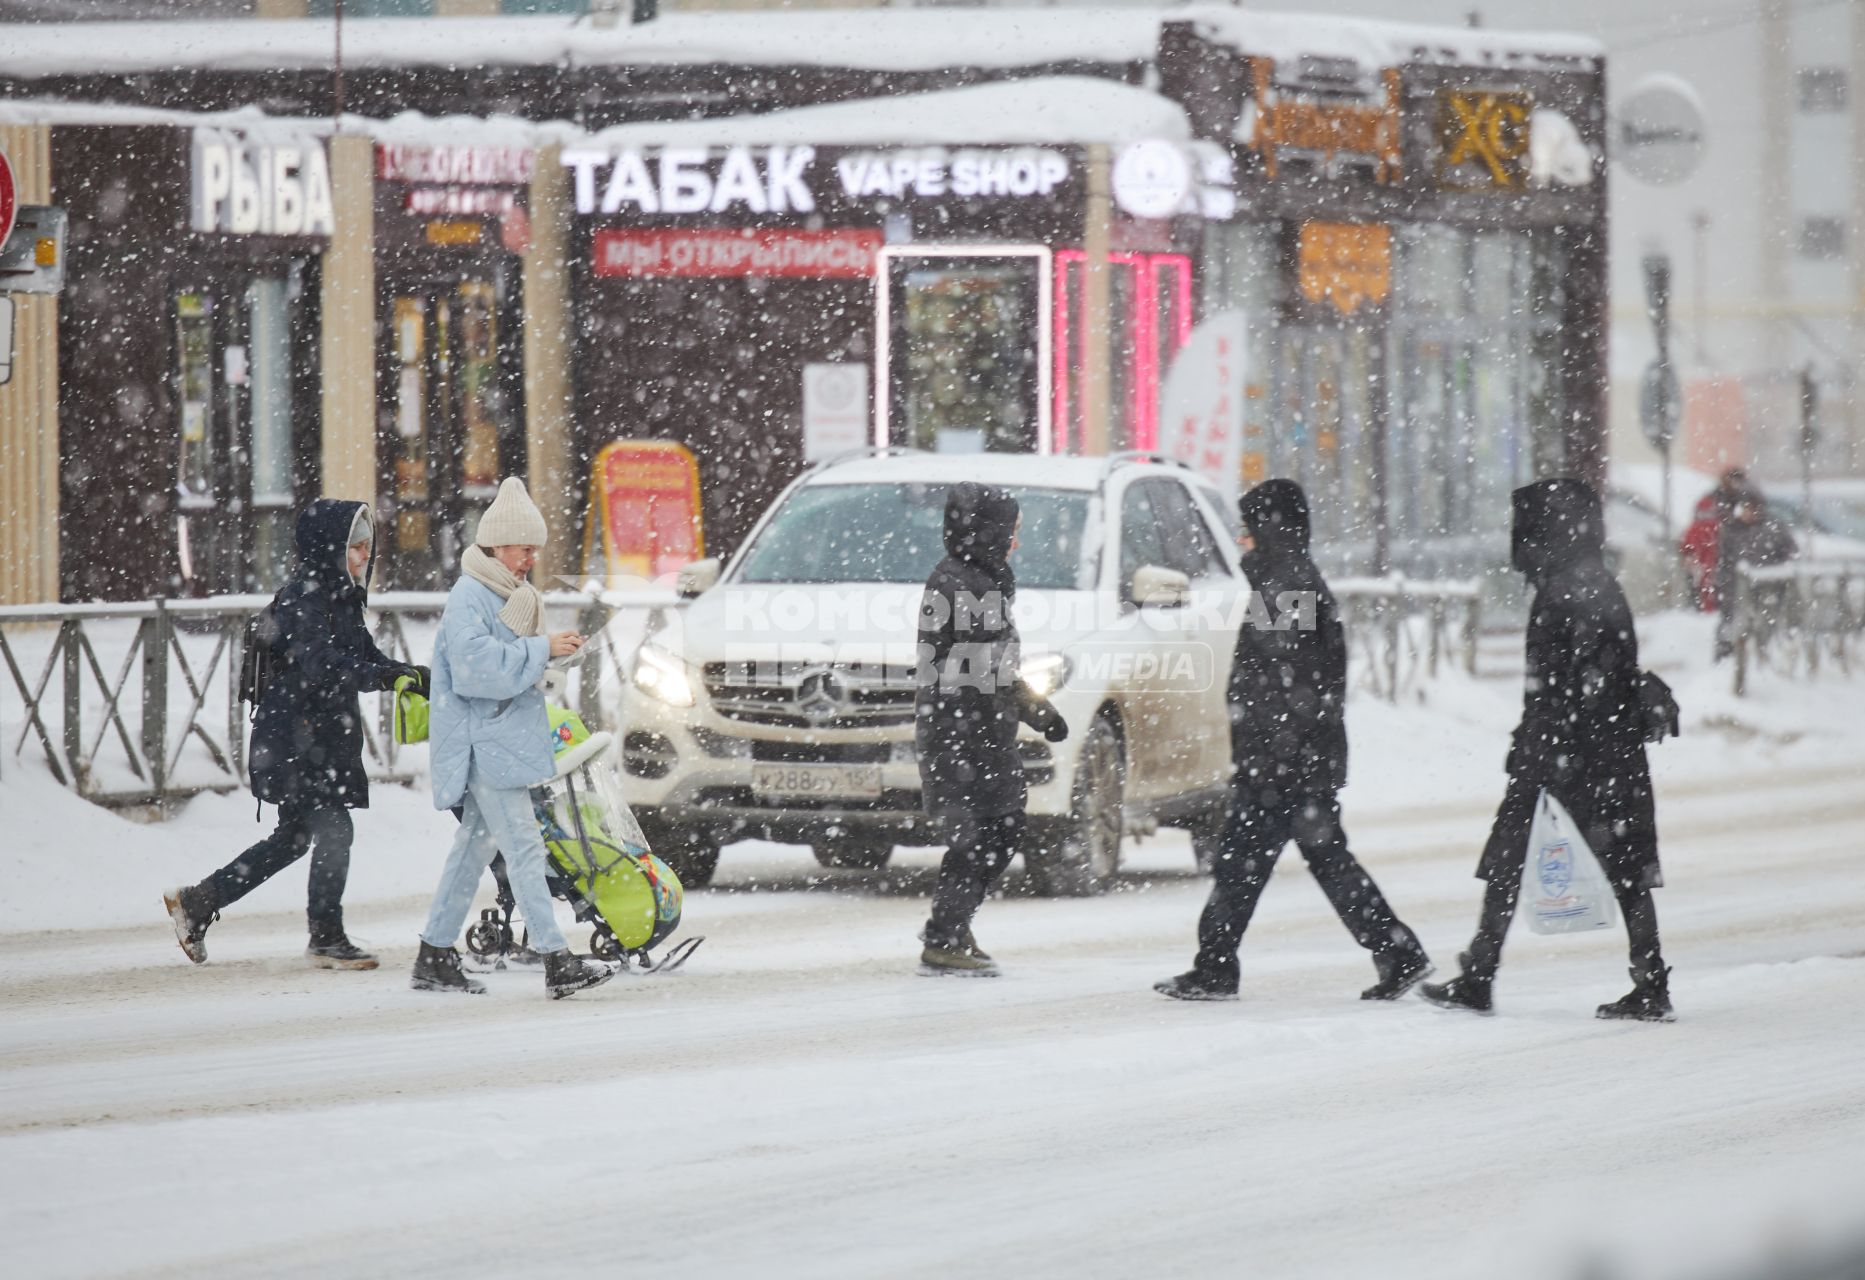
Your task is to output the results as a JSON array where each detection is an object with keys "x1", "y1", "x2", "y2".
[
  {"x1": 0, "y1": 77, "x2": 1191, "y2": 149},
  {"x1": 1188, "y1": 8, "x2": 1601, "y2": 72},
  {"x1": 0, "y1": 7, "x2": 1599, "y2": 82}
]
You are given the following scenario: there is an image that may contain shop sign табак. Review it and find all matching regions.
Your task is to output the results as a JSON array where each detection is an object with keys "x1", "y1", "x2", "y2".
[{"x1": 562, "y1": 145, "x2": 1075, "y2": 217}]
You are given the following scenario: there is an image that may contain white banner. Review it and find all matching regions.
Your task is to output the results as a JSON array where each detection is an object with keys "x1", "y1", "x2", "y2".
[{"x1": 1158, "y1": 310, "x2": 1248, "y2": 498}]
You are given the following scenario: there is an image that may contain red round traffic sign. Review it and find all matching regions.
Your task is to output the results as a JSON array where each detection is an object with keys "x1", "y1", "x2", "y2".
[{"x1": 0, "y1": 148, "x2": 16, "y2": 251}]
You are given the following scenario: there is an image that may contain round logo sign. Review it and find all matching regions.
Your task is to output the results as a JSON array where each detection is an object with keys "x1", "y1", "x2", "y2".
[
  {"x1": 1112, "y1": 140, "x2": 1192, "y2": 220},
  {"x1": 1616, "y1": 74, "x2": 1707, "y2": 186}
]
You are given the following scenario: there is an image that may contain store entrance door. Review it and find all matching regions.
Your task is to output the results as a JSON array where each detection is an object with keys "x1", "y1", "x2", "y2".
[
  {"x1": 877, "y1": 247, "x2": 1050, "y2": 455},
  {"x1": 382, "y1": 279, "x2": 511, "y2": 587},
  {"x1": 172, "y1": 265, "x2": 310, "y2": 595}
]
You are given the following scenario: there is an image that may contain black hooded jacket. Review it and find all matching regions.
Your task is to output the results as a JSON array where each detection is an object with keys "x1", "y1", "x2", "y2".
[
  {"x1": 248, "y1": 500, "x2": 404, "y2": 810},
  {"x1": 915, "y1": 483, "x2": 1053, "y2": 819},
  {"x1": 1488, "y1": 479, "x2": 1660, "y2": 887},
  {"x1": 1227, "y1": 480, "x2": 1350, "y2": 795}
]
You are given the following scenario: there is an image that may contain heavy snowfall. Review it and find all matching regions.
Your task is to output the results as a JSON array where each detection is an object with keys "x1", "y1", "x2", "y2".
[{"x1": 4, "y1": 0, "x2": 1865, "y2": 1277}]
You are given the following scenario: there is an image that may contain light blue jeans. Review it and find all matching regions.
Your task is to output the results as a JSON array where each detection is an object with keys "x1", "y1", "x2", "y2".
[{"x1": 420, "y1": 768, "x2": 569, "y2": 954}]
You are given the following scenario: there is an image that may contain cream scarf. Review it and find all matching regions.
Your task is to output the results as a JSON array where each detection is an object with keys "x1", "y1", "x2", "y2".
[{"x1": 462, "y1": 545, "x2": 545, "y2": 638}]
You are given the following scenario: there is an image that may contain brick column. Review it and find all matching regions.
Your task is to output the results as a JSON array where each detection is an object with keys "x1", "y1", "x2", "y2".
[
  {"x1": 319, "y1": 133, "x2": 377, "y2": 504},
  {"x1": 0, "y1": 123, "x2": 58, "y2": 605},
  {"x1": 524, "y1": 144, "x2": 578, "y2": 584}
]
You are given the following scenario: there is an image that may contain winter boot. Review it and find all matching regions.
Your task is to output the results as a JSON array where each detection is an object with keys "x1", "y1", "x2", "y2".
[
  {"x1": 1362, "y1": 948, "x2": 1435, "y2": 1001},
  {"x1": 162, "y1": 885, "x2": 218, "y2": 965},
  {"x1": 411, "y1": 941, "x2": 486, "y2": 995},
  {"x1": 1418, "y1": 971, "x2": 1494, "y2": 1015},
  {"x1": 920, "y1": 940, "x2": 1000, "y2": 977},
  {"x1": 1596, "y1": 965, "x2": 1675, "y2": 1023},
  {"x1": 1153, "y1": 970, "x2": 1239, "y2": 1002},
  {"x1": 960, "y1": 926, "x2": 992, "y2": 963},
  {"x1": 307, "y1": 920, "x2": 379, "y2": 971},
  {"x1": 544, "y1": 950, "x2": 616, "y2": 1000}
]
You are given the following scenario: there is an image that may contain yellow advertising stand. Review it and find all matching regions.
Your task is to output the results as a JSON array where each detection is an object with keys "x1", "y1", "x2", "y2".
[{"x1": 580, "y1": 440, "x2": 706, "y2": 587}]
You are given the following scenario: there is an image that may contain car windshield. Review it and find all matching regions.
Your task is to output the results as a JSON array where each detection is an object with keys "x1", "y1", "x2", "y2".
[{"x1": 736, "y1": 482, "x2": 1090, "y2": 589}]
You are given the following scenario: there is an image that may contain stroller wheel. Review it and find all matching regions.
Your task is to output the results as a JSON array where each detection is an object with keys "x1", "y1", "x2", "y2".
[
  {"x1": 589, "y1": 929, "x2": 623, "y2": 962},
  {"x1": 465, "y1": 913, "x2": 506, "y2": 961}
]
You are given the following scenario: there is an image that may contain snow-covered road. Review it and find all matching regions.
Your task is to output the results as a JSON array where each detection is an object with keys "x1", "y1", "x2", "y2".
[{"x1": 5, "y1": 757, "x2": 1863, "y2": 1280}]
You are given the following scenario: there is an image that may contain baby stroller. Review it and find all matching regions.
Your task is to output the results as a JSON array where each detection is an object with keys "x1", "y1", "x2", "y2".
[{"x1": 466, "y1": 707, "x2": 703, "y2": 974}]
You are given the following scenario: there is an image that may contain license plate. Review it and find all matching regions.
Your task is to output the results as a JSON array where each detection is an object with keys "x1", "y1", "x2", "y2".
[{"x1": 751, "y1": 763, "x2": 883, "y2": 799}]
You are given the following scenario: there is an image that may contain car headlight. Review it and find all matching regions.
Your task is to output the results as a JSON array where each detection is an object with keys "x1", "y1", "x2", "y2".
[
  {"x1": 632, "y1": 642, "x2": 695, "y2": 708},
  {"x1": 1019, "y1": 650, "x2": 1071, "y2": 700}
]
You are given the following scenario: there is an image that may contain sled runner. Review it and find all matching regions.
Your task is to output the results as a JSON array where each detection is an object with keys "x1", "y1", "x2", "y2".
[{"x1": 466, "y1": 707, "x2": 703, "y2": 974}]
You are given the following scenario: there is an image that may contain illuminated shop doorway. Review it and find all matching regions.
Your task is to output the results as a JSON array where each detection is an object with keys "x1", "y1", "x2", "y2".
[
  {"x1": 1053, "y1": 250, "x2": 1192, "y2": 454},
  {"x1": 874, "y1": 245, "x2": 1053, "y2": 455}
]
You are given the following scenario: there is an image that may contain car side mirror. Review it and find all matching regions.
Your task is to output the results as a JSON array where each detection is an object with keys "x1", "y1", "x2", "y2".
[
  {"x1": 1130, "y1": 564, "x2": 1191, "y2": 608},
  {"x1": 676, "y1": 557, "x2": 722, "y2": 598}
]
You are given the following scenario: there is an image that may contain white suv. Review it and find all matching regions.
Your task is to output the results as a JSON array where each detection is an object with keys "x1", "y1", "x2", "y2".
[{"x1": 616, "y1": 451, "x2": 1247, "y2": 894}]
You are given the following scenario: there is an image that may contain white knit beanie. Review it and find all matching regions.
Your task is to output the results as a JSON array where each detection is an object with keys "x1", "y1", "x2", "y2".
[{"x1": 476, "y1": 477, "x2": 549, "y2": 548}]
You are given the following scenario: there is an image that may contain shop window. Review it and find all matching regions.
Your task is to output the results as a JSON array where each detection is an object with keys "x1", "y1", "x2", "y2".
[
  {"x1": 1384, "y1": 226, "x2": 1553, "y2": 575},
  {"x1": 1799, "y1": 215, "x2": 1847, "y2": 260},
  {"x1": 1269, "y1": 324, "x2": 1378, "y2": 566},
  {"x1": 1798, "y1": 67, "x2": 1847, "y2": 114},
  {"x1": 887, "y1": 255, "x2": 1042, "y2": 455},
  {"x1": 175, "y1": 293, "x2": 216, "y2": 512},
  {"x1": 385, "y1": 280, "x2": 517, "y2": 586},
  {"x1": 247, "y1": 279, "x2": 296, "y2": 589},
  {"x1": 1053, "y1": 251, "x2": 1192, "y2": 454}
]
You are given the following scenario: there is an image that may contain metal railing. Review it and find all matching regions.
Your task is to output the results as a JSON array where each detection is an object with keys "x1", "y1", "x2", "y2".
[
  {"x1": 4, "y1": 577, "x2": 1480, "y2": 800},
  {"x1": 1730, "y1": 560, "x2": 1865, "y2": 696},
  {"x1": 1332, "y1": 576, "x2": 1483, "y2": 702},
  {"x1": 0, "y1": 588, "x2": 674, "y2": 806}
]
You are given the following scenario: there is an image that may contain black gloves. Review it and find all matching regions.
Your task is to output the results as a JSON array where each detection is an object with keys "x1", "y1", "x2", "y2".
[
  {"x1": 1638, "y1": 671, "x2": 1681, "y2": 743},
  {"x1": 387, "y1": 664, "x2": 430, "y2": 698},
  {"x1": 1022, "y1": 696, "x2": 1070, "y2": 744}
]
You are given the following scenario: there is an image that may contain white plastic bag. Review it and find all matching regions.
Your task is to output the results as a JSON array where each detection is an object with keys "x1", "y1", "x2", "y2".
[{"x1": 1522, "y1": 790, "x2": 1619, "y2": 935}]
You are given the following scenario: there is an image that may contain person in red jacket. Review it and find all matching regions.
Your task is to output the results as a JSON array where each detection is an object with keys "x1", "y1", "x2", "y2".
[
  {"x1": 1678, "y1": 469, "x2": 1758, "y2": 612},
  {"x1": 1679, "y1": 494, "x2": 1723, "y2": 611}
]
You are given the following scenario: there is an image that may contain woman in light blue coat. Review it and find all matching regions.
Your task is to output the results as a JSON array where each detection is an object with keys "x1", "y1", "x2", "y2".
[{"x1": 411, "y1": 478, "x2": 615, "y2": 999}]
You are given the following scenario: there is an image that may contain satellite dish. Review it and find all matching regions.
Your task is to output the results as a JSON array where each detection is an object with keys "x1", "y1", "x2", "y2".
[{"x1": 1614, "y1": 73, "x2": 1706, "y2": 186}]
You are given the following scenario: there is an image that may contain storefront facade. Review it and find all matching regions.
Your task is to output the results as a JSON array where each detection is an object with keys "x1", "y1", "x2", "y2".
[
  {"x1": 563, "y1": 135, "x2": 1206, "y2": 555},
  {"x1": 54, "y1": 124, "x2": 329, "y2": 599},
  {"x1": 3, "y1": 11, "x2": 1607, "y2": 599},
  {"x1": 1182, "y1": 42, "x2": 1608, "y2": 577}
]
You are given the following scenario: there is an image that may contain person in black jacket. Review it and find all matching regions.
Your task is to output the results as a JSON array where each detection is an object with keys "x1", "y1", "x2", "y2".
[
  {"x1": 1156, "y1": 480, "x2": 1430, "y2": 1002},
  {"x1": 1421, "y1": 478, "x2": 1673, "y2": 1021},
  {"x1": 163, "y1": 500, "x2": 422, "y2": 970},
  {"x1": 1713, "y1": 494, "x2": 1798, "y2": 661},
  {"x1": 916, "y1": 483, "x2": 1068, "y2": 976}
]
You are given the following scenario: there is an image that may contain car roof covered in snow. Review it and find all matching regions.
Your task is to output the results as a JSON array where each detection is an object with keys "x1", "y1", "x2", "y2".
[{"x1": 800, "y1": 453, "x2": 1188, "y2": 493}]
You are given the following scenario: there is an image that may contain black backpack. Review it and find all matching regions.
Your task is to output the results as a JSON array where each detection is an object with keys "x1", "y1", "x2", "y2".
[{"x1": 238, "y1": 602, "x2": 283, "y2": 720}]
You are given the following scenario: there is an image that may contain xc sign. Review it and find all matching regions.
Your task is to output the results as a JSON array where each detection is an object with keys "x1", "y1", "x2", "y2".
[{"x1": 1437, "y1": 90, "x2": 1532, "y2": 191}]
